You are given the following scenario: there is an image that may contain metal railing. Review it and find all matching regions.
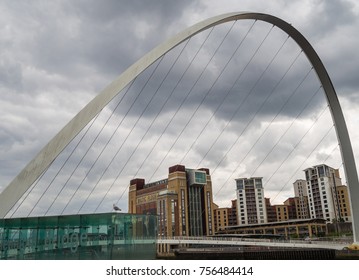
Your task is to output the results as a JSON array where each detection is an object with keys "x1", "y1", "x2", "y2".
[{"x1": 156, "y1": 235, "x2": 350, "y2": 249}]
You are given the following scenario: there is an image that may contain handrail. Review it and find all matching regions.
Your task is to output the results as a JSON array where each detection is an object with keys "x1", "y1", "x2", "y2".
[{"x1": 156, "y1": 235, "x2": 349, "y2": 247}]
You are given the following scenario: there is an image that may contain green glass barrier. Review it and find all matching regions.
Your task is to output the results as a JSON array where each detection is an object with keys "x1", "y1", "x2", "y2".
[{"x1": 0, "y1": 213, "x2": 157, "y2": 260}]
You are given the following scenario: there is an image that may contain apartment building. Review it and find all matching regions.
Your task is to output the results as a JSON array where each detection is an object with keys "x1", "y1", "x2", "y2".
[
  {"x1": 236, "y1": 177, "x2": 267, "y2": 225},
  {"x1": 293, "y1": 179, "x2": 310, "y2": 219},
  {"x1": 213, "y1": 200, "x2": 237, "y2": 233},
  {"x1": 304, "y1": 164, "x2": 343, "y2": 222}
]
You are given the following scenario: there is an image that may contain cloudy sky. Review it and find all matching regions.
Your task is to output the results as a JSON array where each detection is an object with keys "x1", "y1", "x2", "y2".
[{"x1": 1, "y1": 0, "x2": 359, "y2": 216}]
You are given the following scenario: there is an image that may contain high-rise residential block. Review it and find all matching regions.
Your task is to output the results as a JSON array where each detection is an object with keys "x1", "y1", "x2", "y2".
[
  {"x1": 293, "y1": 179, "x2": 310, "y2": 219},
  {"x1": 304, "y1": 164, "x2": 346, "y2": 222},
  {"x1": 235, "y1": 177, "x2": 267, "y2": 225}
]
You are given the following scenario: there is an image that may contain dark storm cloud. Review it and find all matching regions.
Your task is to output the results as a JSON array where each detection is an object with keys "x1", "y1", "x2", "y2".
[
  {"x1": 299, "y1": 0, "x2": 359, "y2": 100},
  {"x1": 110, "y1": 19, "x2": 310, "y2": 122},
  {"x1": 0, "y1": 0, "x2": 195, "y2": 189},
  {"x1": 125, "y1": 18, "x2": 325, "y2": 128},
  {"x1": 1, "y1": 0, "x2": 196, "y2": 92}
]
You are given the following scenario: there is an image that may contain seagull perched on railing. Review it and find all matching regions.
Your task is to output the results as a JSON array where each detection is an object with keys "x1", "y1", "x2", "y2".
[{"x1": 113, "y1": 204, "x2": 121, "y2": 211}]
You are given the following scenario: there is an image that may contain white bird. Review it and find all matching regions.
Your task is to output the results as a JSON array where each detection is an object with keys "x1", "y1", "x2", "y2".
[{"x1": 113, "y1": 204, "x2": 121, "y2": 211}]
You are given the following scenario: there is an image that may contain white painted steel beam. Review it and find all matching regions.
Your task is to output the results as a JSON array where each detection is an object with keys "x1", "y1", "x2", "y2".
[{"x1": 1, "y1": 13, "x2": 358, "y2": 244}]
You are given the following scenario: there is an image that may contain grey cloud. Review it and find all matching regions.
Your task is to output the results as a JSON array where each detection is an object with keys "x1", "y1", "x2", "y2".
[
  {"x1": 0, "y1": 57, "x2": 23, "y2": 92},
  {"x1": 0, "y1": 0, "x2": 357, "y2": 214},
  {"x1": 310, "y1": 0, "x2": 356, "y2": 35},
  {"x1": 2, "y1": 0, "x2": 195, "y2": 91}
]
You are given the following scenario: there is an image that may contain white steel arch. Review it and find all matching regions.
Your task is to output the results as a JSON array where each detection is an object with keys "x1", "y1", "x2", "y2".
[{"x1": 1, "y1": 12, "x2": 358, "y2": 244}]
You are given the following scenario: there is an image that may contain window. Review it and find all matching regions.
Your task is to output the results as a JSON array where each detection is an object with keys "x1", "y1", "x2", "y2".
[
  {"x1": 255, "y1": 179, "x2": 262, "y2": 189},
  {"x1": 318, "y1": 166, "x2": 325, "y2": 177},
  {"x1": 195, "y1": 172, "x2": 206, "y2": 184},
  {"x1": 236, "y1": 180, "x2": 244, "y2": 190},
  {"x1": 181, "y1": 189, "x2": 186, "y2": 234},
  {"x1": 207, "y1": 191, "x2": 212, "y2": 235},
  {"x1": 245, "y1": 179, "x2": 254, "y2": 185}
]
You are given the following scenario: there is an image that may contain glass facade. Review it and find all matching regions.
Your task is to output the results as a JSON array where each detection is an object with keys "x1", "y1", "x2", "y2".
[
  {"x1": 194, "y1": 171, "x2": 206, "y2": 184},
  {"x1": 0, "y1": 212, "x2": 157, "y2": 260},
  {"x1": 188, "y1": 185, "x2": 203, "y2": 236},
  {"x1": 236, "y1": 179, "x2": 244, "y2": 190}
]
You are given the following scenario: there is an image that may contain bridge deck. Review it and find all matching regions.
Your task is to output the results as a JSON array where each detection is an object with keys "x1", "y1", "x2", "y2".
[{"x1": 157, "y1": 236, "x2": 349, "y2": 250}]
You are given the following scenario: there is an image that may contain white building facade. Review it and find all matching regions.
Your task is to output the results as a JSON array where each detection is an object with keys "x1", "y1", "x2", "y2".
[
  {"x1": 304, "y1": 164, "x2": 342, "y2": 222},
  {"x1": 236, "y1": 177, "x2": 267, "y2": 225}
]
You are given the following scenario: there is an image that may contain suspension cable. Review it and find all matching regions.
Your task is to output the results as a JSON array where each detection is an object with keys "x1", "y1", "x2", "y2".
[
  {"x1": 42, "y1": 79, "x2": 138, "y2": 215},
  {"x1": 81, "y1": 38, "x2": 192, "y2": 213},
  {"x1": 61, "y1": 57, "x2": 165, "y2": 215},
  {"x1": 264, "y1": 105, "x2": 330, "y2": 188},
  {"x1": 249, "y1": 86, "x2": 323, "y2": 177},
  {"x1": 271, "y1": 123, "x2": 335, "y2": 203},
  {"x1": 147, "y1": 21, "x2": 240, "y2": 182},
  {"x1": 178, "y1": 20, "x2": 257, "y2": 164},
  {"x1": 98, "y1": 27, "x2": 216, "y2": 211},
  {"x1": 196, "y1": 26, "x2": 281, "y2": 170},
  {"x1": 27, "y1": 113, "x2": 100, "y2": 216},
  {"x1": 209, "y1": 50, "x2": 304, "y2": 179},
  {"x1": 213, "y1": 84, "x2": 322, "y2": 199}
]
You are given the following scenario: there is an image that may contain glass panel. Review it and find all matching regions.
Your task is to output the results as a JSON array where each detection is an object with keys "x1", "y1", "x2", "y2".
[
  {"x1": 318, "y1": 166, "x2": 325, "y2": 177},
  {"x1": 194, "y1": 171, "x2": 206, "y2": 184},
  {"x1": 0, "y1": 213, "x2": 157, "y2": 260},
  {"x1": 255, "y1": 179, "x2": 263, "y2": 189},
  {"x1": 236, "y1": 179, "x2": 244, "y2": 190}
]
